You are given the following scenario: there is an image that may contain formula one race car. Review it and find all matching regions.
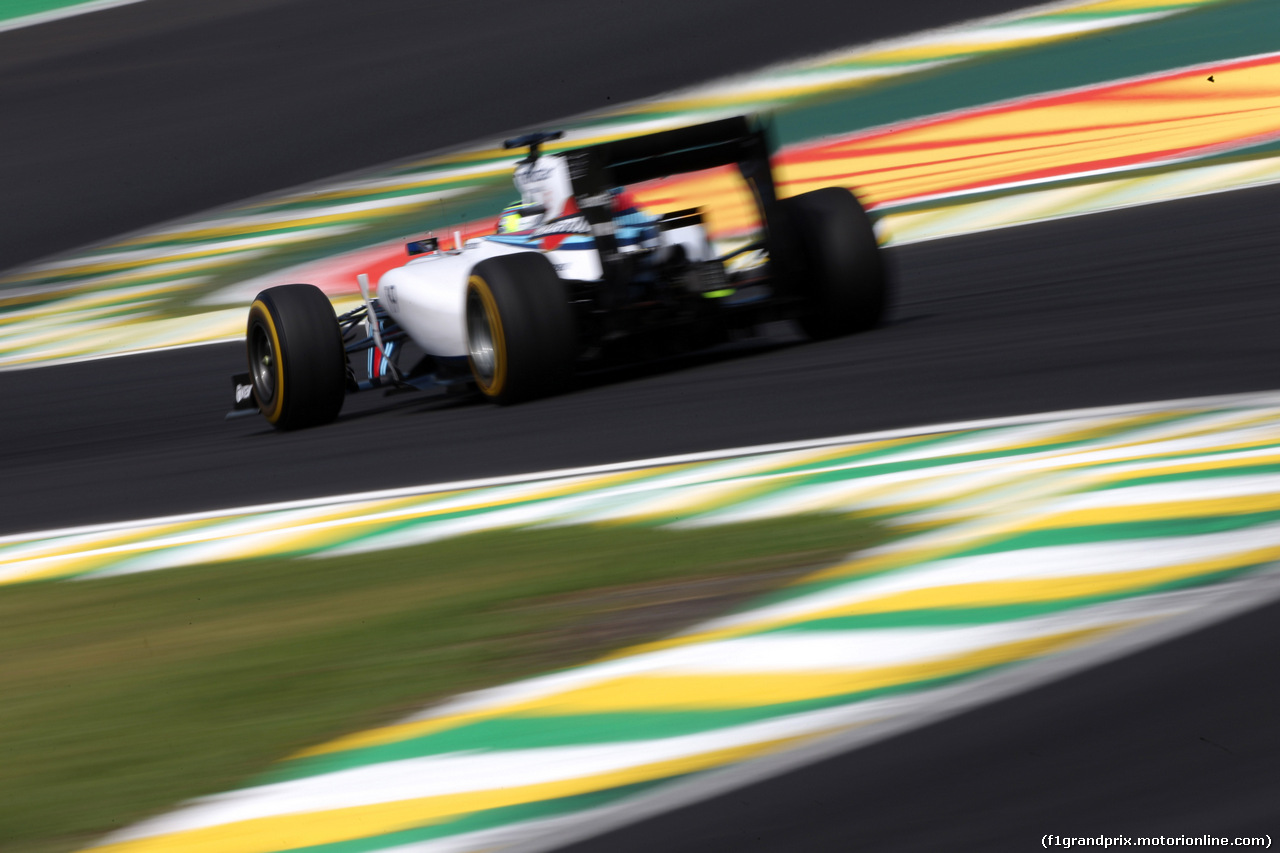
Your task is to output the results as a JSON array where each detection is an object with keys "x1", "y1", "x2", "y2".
[{"x1": 232, "y1": 115, "x2": 886, "y2": 429}]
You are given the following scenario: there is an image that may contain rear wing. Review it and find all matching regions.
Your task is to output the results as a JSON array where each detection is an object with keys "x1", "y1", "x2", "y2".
[
  {"x1": 571, "y1": 115, "x2": 773, "y2": 187},
  {"x1": 561, "y1": 115, "x2": 783, "y2": 274}
]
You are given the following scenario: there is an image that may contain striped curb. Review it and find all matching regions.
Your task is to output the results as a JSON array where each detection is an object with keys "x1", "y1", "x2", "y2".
[
  {"x1": 1, "y1": 390, "x2": 1274, "y2": 585},
  {"x1": 0, "y1": 0, "x2": 1235, "y2": 370},
  {"x1": 62, "y1": 390, "x2": 1280, "y2": 852}
]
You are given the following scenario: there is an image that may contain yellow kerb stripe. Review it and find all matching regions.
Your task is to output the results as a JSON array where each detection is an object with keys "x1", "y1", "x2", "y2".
[
  {"x1": 1023, "y1": 492, "x2": 1280, "y2": 531},
  {"x1": 1068, "y1": 0, "x2": 1208, "y2": 11}
]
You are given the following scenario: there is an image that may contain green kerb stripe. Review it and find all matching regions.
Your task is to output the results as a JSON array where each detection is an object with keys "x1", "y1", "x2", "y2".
[{"x1": 949, "y1": 510, "x2": 1280, "y2": 559}]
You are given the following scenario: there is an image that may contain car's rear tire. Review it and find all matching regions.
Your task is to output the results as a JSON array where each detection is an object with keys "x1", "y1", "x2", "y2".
[
  {"x1": 466, "y1": 253, "x2": 575, "y2": 404},
  {"x1": 778, "y1": 187, "x2": 887, "y2": 339},
  {"x1": 246, "y1": 283, "x2": 346, "y2": 430}
]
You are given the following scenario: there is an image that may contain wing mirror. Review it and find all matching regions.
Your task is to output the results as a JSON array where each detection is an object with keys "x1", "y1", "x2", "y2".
[{"x1": 406, "y1": 237, "x2": 440, "y2": 256}]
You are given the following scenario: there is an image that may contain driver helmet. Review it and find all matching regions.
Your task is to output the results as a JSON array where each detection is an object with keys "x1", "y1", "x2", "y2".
[{"x1": 497, "y1": 201, "x2": 525, "y2": 234}]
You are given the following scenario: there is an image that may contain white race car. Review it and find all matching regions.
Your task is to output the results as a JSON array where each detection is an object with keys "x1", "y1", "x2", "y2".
[{"x1": 233, "y1": 116, "x2": 887, "y2": 429}]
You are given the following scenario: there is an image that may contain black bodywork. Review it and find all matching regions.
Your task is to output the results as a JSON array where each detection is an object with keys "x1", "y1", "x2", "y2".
[{"x1": 567, "y1": 114, "x2": 788, "y2": 283}]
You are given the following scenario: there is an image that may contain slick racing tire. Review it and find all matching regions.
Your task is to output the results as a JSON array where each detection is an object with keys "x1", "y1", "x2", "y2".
[
  {"x1": 465, "y1": 253, "x2": 575, "y2": 405},
  {"x1": 778, "y1": 187, "x2": 887, "y2": 340},
  {"x1": 246, "y1": 283, "x2": 346, "y2": 430}
]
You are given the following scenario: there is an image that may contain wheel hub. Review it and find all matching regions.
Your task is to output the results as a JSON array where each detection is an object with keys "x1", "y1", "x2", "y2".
[
  {"x1": 467, "y1": 290, "x2": 496, "y2": 382},
  {"x1": 250, "y1": 324, "x2": 276, "y2": 403}
]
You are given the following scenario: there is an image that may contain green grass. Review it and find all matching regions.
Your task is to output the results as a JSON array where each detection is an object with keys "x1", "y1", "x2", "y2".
[{"x1": 0, "y1": 515, "x2": 885, "y2": 853}]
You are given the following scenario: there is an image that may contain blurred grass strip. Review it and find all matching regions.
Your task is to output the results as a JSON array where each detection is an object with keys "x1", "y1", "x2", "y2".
[{"x1": 0, "y1": 514, "x2": 883, "y2": 853}]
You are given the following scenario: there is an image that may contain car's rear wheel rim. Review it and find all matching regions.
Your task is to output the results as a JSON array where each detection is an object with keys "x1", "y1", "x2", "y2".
[
  {"x1": 467, "y1": 287, "x2": 496, "y2": 384},
  {"x1": 250, "y1": 321, "x2": 277, "y2": 405}
]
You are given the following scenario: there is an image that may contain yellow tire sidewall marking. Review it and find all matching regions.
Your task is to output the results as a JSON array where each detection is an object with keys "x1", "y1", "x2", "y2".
[
  {"x1": 249, "y1": 299, "x2": 286, "y2": 424},
  {"x1": 468, "y1": 274, "x2": 507, "y2": 397}
]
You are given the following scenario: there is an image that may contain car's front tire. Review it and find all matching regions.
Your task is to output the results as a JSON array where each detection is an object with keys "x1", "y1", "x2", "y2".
[
  {"x1": 466, "y1": 253, "x2": 575, "y2": 404},
  {"x1": 778, "y1": 187, "x2": 887, "y2": 339},
  {"x1": 246, "y1": 283, "x2": 346, "y2": 430}
]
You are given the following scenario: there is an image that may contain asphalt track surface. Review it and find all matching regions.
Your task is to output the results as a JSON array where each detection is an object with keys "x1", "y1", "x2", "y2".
[
  {"x1": 4, "y1": 185, "x2": 1278, "y2": 536},
  {"x1": 3, "y1": 0, "x2": 1279, "y2": 848}
]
